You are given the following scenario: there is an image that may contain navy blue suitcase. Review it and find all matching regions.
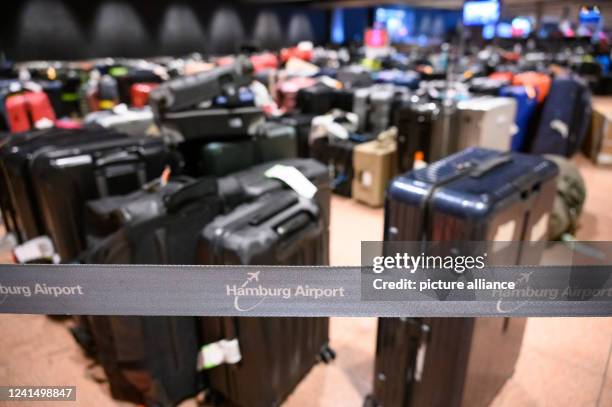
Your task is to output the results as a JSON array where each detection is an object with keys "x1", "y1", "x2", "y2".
[
  {"x1": 499, "y1": 86, "x2": 539, "y2": 152},
  {"x1": 385, "y1": 147, "x2": 558, "y2": 244},
  {"x1": 371, "y1": 148, "x2": 559, "y2": 407},
  {"x1": 531, "y1": 77, "x2": 592, "y2": 157}
]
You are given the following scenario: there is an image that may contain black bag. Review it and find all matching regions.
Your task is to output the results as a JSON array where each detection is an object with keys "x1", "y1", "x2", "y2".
[{"x1": 197, "y1": 190, "x2": 332, "y2": 407}]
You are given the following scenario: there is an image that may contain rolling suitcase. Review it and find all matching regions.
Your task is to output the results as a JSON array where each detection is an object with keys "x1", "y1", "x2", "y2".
[
  {"x1": 197, "y1": 190, "x2": 332, "y2": 407},
  {"x1": 531, "y1": 77, "x2": 592, "y2": 157},
  {"x1": 131, "y1": 83, "x2": 159, "y2": 108},
  {"x1": 371, "y1": 148, "x2": 559, "y2": 407},
  {"x1": 499, "y1": 86, "x2": 539, "y2": 152},
  {"x1": 83, "y1": 178, "x2": 225, "y2": 407},
  {"x1": 311, "y1": 136, "x2": 365, "y2": 197},
  {"x1": 352, "y1": 129, "x2": 397, "y2": 207},
  {"x1": 584, "y1": 100, "x2": 612, "y2": 164},
  {"x1": 275, "y1": 113, "x2": 316, "y2": 158},
  {"x1": 84, "y1": 105, "x2": 155, "y2": 137},
  {"x1": 395, "y1": 99, "x2": 459, "y2": 173},
  {"x1": 0, "y1": 128, "x2": 123, "y2": 244},
  {"x1": 197, "y1": 122, "x2": 297, "y2": 176},
  {"x1": 28, "y1": 130, "x2": 172, "y2": 260},
  {"x1": 296, "y1": 82, "x2": 338, "y2": 115},
  {"x1": 456, "y1": 97, "x2": 517, "y2": 151},
  {"x1": 5, "y1": 91, "x2": 56, "y2": 133}
]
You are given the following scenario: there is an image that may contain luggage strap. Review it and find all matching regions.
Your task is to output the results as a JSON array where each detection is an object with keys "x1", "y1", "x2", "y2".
[{"x1": 417, "y1": 153, "x2": 513, "y2": 239}]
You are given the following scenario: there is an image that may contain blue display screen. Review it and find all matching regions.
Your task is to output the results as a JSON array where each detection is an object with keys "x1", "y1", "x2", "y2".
[{"x1": 463, "y1": 0, "x2": 501, "y2": 26}]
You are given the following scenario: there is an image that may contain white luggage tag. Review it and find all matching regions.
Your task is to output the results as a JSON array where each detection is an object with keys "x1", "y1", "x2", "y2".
[
  {"x1": 197, "y1": 338, "x2": 242, "y2": 370},
  {"x1": 13, "y1": 236, "x2": 60, "y2": 264},
  {"x1": 265, "y1": 165, "x2": 318, "y2": 199},
  {"x1": 550, "y1": 119, "x2": 569, "y2": 139}
]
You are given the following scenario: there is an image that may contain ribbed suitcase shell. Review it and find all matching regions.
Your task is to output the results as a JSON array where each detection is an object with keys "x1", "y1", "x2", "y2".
[
  {"x1": 373, "y1": 148, "x2": 559, "y2": 407},
  {"x1": 197, "y1": 190, "x2": 329, "y2": 407},
  {"x1": 29, "y1": 131, "x2": 171, "y2": 260}
]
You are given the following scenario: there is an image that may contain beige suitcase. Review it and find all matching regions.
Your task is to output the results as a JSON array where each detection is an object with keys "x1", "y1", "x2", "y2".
[
  {"x1": 456, "y1": 97, "x2": 517, "y2": 151},
  {"x1": 352, "y1": 130, "x2": 397, "y2": 207},
  {"x1": 586, "y1": 98, "x2": 612, "y2": 164}
]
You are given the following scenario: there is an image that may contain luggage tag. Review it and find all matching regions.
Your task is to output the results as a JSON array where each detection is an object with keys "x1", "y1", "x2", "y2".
[
  {"x1": 197, "y1": 338, "x2": 242, "y2": 370},
  {"x1": 264, "y1": 165, "x2": 317, "y2": 199}
]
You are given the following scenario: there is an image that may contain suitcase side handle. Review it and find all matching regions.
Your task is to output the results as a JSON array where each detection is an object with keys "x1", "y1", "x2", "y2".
[
  {"x1": 469, "y1": 155, "x2": 512, "y2": 178},
  {"x1": 164, "y1": 178, "x2": 218, "y2": 214}
]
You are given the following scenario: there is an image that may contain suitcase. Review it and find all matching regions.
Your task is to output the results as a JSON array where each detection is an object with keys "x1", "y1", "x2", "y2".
[
  {"x1": 336, "y1": 66, "x2": 374, "y2": 88},
  {"x1": 531, "y1": 77, "x2": 592, "y2": 157},
  {"x1": 83, "y1": 178, "x2": 224, "y2": 407},
  {"x1": 584, "y1": 100, "x2": 612, "y2": 164},
  {"x1": 149, "y1": 59, "x2": 253, "y2": 114},
  {"x1": 353, "y1": 85, "x2": 409, "y2": 134},
  {"x1": 352, "y1": 132, "x2": 397, "y2": 207},
  {"x1": 395, "y1": 99, "x2": 459, "y2": 173},
  {"x1": 371, "y1": 148, "x2": 559, "y2": 407},
  {"x1": 197, "y1": 190, "x2": 332, "y2": 407},
  {"x1": 469, "y1": 77, "x2": 509, "y2": 96},
  {"x1": 112, "y1": 68, "x2": 163, "y2": 105},
  {"x1": 456, "y1": 97, "x2": 517, "y2": 151},
  {"x1": 499, "y1": 86, "x2": 539, "y2": 152},
  {"x1": 489, "y1": 71, "x2": 514, "y2": 82},
  {"x1": 296, "y1": 82, "x2": 339, "y2": 115},
  {"x1": 5, "y1": 91, "x2": 56, "y2": 133},
  {"x1": 0, "y1": 128, "x2": 122, "y2": 243},
  {"x1": 162, "y1": 106, "x2": 265, "y2": 140},
  {"x1": 131, "y1": 83, "x2": 159, "y2": 108},
  {"x1": 276, "y1": 77, "x2": 317, "y2": 113},
  {"x1": 512, "y1": 72, "x2": 551, "y2": 104},
  {"x1": 198, "y1": 122, "x2": 297, "y2": 176},
  {"x1": 84, "y1": 106, "x2": 155, "y2": 137},
  {"x1": 28, "y1": 130, "x2": 172, "y2": 260},
  {"x1": 275, "y1": 113, "x2": 316, "y2": 158}
]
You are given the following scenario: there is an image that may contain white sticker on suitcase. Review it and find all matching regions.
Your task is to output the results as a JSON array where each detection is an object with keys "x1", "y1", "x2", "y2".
[
  {"x1": 493, "y1": 220, "x2": 516, "y2": 242},
  {"x1": 265, "y1": 164, "x2": 317, "y2": 199},
  {"x1": 360, "y1": 171, "x2": 373, "y2": 187},
  {"x1": 530, "y1": 214, "x2": 550, "y2": 242}
]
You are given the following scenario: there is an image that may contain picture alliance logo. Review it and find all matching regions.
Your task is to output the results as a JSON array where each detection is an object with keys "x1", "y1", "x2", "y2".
[{"x1": 227, "y1": 271, "x2": 346, "y2": 312}]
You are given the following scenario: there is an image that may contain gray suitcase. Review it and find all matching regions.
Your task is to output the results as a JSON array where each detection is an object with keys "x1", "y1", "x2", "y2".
[{"x1": 456, "y1": 97, "x2": 517, "y2": 151}]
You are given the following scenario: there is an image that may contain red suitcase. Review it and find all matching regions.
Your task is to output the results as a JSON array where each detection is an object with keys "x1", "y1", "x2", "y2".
[
  {"x1": 5, "y1": 94, "x2": 30, "y2": 133},
  {"x1": 130, "y1": 83, "x2": 159, "y2": 108},
  {"x1": 26, "y1": 91, "x2": 56, "y2": 125}
]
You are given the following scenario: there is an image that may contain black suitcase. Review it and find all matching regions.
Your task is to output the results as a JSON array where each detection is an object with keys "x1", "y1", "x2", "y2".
[
  {"x1": 83, "y1": 178, "x2": 225, "y2": 407},
  {"x1": 276, "y1": 113, "x2": 316, "y2": 158},
  {"x1": 0, "y1": 128, "x2": 129, "y2": 245},
  {"x1": 395, "y1": 99, "x2": 458, "y2": 173},
  {"x1": 29, "y1": 132, "x2": 172, "y2": 260},
  {"x1": 369, "y1": 148, "x2": 559, "y2": 407},
  {"x1": 197, "y1": 190, "x2": 332, "y2": 407}
]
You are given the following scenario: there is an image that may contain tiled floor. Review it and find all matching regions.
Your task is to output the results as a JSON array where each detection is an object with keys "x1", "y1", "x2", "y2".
[{"x1": 0, "y1": 155, "x2": 611, "y2": 407}]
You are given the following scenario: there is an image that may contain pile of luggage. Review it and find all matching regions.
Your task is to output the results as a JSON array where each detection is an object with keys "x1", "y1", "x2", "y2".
[{"x1": 0, "y1": 40, "x2": 603, "y2": 407}]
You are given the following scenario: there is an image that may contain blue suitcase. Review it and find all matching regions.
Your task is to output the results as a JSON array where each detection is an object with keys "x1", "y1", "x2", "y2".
[
  {"x1": 531, "y1": 76, "x2": 591, "y2": 156},
  {"x1": 371, "y1": 148, "x2": 559, "y2": 407},
  {"x1": 385, "y1": 147, "x2": 558, "y2": 245},
  {"x1": 500, "y1": 86, "x2": 539, "y2": 152}
]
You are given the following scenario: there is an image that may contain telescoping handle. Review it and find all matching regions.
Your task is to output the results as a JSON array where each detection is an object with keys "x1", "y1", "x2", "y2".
[
  {"x1": 468, "y1": 155, "x2": 512, "y2": 178},
  {"x1": 94, "y1": 150, "x2": 147, "y2": 197}
]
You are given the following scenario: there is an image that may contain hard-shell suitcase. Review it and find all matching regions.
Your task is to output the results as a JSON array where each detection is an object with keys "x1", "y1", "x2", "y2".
[
  {"x1": 395, "y1": 99, "x2": 458, "y2": 173},
  {"x1": 275, "y1": 113, "x2": 316, "y2": 158},
  {"x1": 373, "y1": 148, "x2": 559, "y2": 407},
  {"x1": 161, "y1": 106, "x2": 265, "y2": 140},
  {"x1": 197, "y1": 190, "x2": 331, "y2": 407},
  {"x1": 5, "y1": 91, "x2": 56, "y2": 133},
  {"x1": 499, "y1": 86, "x2": 539, "y2": 152},
  {"x1": 131, "y1": 83, "x2": 159, "y2": 108},
  {"x1": 0, "y1": 128, "x2": 124, "y2": 244},
  {"x1": 352, "y1": 133, "x2": 397, "y2": 207},
  {"x1": 198, "y1": 122, "x2": 297, "y2": 176},
  {"x1": 311, "y1": 136, "x2": 362, "y2": 197},
  {"x1": 296, "y1": 82, "x2": 338, "y2": 115},
  {"x1": 584, "y1": 99, "x2": 612, "y2": 164},
  {"x1": 83, "y1": 178, "x2": 224, "y2": 407},
  {"x1": 531, "y1": 77, "x2": 592, "y2": 157},
  {"x1": 29, "y1": 131, "x2": 172, "y2": 260},
  {"x1": 276, "y1": 77, "x2": 317, "y2": 113},
  {"x1": 456, "y1": 97, "x2": 517, "y2": 151},
  {"x1": 353, "y1": 85, "x2": 409, "y2": 134},
  {"x1": 84, "y1": 106, "x2": 155, "y2": 137}
]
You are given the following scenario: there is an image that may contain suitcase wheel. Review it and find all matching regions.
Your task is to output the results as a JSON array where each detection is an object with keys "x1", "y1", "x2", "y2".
[
  {"x1": 363, "y1": 395, "x2": 380, "y2": 407},
  {"x1": 319, "y1": 344, "x2": 336, "y2": 364}
]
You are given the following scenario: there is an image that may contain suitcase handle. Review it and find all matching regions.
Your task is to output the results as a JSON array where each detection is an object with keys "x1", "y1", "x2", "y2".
[
  {"x1": 249, "y1": 193, "x2": 298, "y2": 226},
  {"x1": 275, "y1": 212, "x2": 311, "y2": 237},
  {"x1": 164, "y1": 178, "x2": 218, "y2": 213},
  {"x1": 469, "y1": 155, "x2": 512, "y2": 178},
  {"x1": 94, "y1": 151, "x2": 147, "y2": 197}
]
